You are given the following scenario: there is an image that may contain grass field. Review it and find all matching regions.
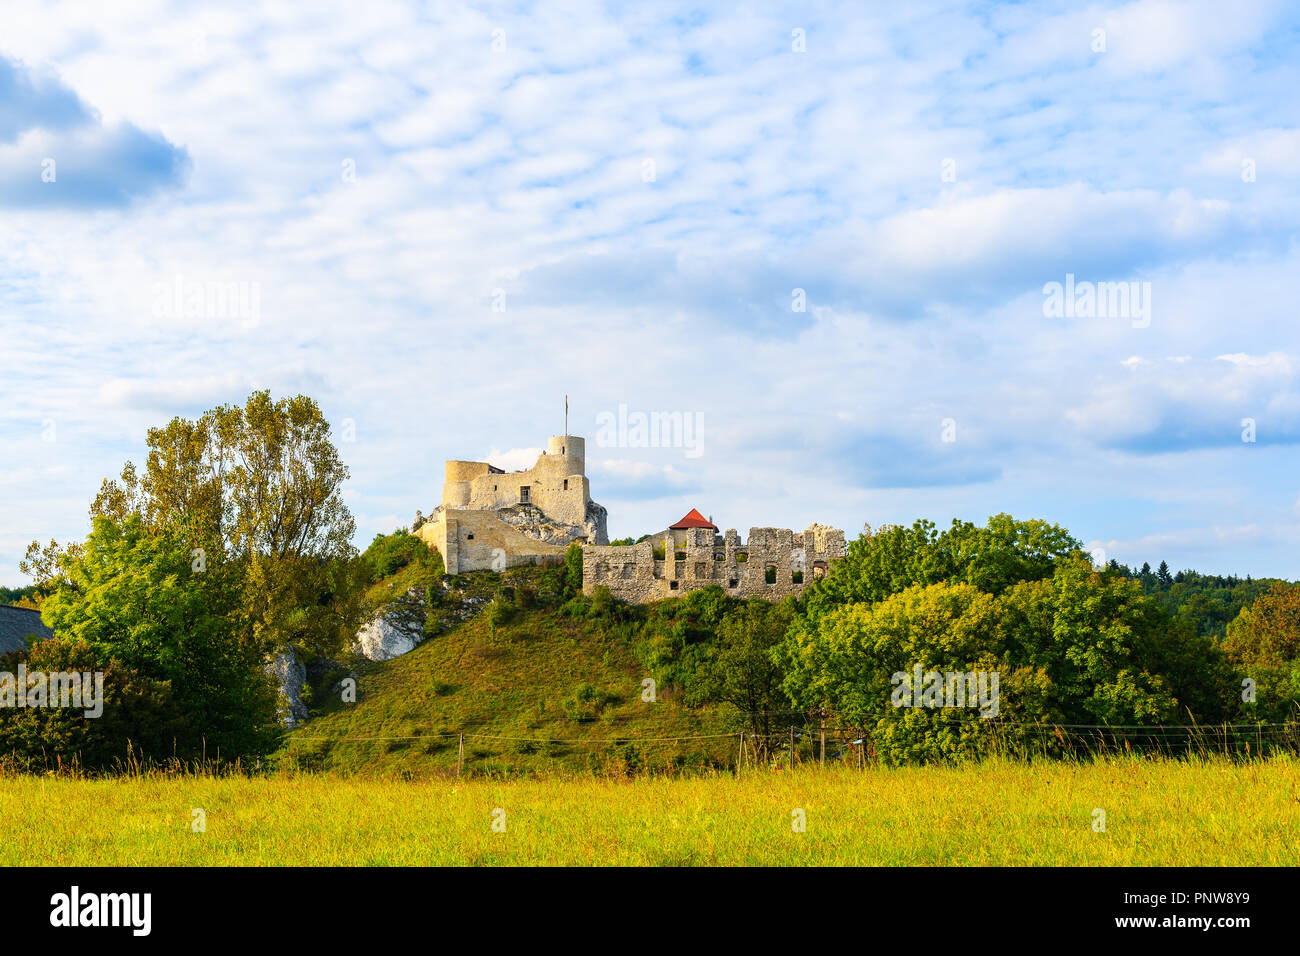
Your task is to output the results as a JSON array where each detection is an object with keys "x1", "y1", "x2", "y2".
[{"x1": 2, "y1": 756, "x2": 1296, "y2": 865}]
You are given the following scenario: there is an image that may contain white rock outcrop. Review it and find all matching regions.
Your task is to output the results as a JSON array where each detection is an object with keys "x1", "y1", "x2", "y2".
[
  {"x1": 266, "y1": 647, "x2": 309, "y2": 729},
  {"x1": 354, "y1": 613, "x2": 421, "y2": 661}
]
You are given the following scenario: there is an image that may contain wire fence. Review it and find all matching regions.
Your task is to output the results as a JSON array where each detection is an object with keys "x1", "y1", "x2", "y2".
[{"x1": 281, "y1": 717, "x2": 1300, "y2": 775}]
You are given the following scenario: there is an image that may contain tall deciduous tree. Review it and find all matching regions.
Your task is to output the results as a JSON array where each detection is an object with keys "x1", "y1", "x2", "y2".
[
  {"x1": 1224, "y1": 582, "x2": 1300, "y2": 722},
  {"x1": 89, "y1": 391, "x2": 362, "y2": 659},
  {"x1": 687, "y1": 598, "x2": 794, "y2": 744}
]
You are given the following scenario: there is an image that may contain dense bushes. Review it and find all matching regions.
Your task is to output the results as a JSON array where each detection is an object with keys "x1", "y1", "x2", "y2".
[
  {"x1": 2, "y1": 517, "x2": 280, "y2": 768},
  {"x1": 0, "y1": 639, "x2": 186, "y2": 771},
  {"x1": 780, "y1": 515, "x2": 1286, "y2": 762},
  {"x1": 362, "y1": 529, "x2": 443, "y2": 582},
  {"x1": 1223, "y1": 581, "x2": 1300, "y2": 722}
]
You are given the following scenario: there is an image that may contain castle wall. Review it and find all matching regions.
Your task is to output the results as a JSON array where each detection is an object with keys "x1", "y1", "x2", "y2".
[
  {"x1": 582, "y1": 523, "x2": 846, "y2": 604},
  {"x1": 417, "y1": 509, "x2": 568, "y2": 574}
]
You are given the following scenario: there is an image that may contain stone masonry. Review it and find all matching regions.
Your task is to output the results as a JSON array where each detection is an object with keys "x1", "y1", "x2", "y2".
[
  {"x1": 582, "y1": 511, "x2": 846, "y2": 604},
  {"x1": 417, "y1": 434, "x2": 609, "y2": 574}
]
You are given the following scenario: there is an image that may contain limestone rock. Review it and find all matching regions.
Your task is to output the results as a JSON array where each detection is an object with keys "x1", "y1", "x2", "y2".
[
  {"x1": 585, "y1": 498, "x2": 609, "y2": 546},
  {"x1": 266, "y1": 647, "x2": 309, "y2": 729},
  {"x1": 354, "y1": 606, "x2": 423, "y2": 661}
]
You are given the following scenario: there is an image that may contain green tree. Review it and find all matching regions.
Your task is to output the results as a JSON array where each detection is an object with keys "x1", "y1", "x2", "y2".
[
  {"x1": 0, "y1": 638, "x2": 186, "y2": 771},
  {"x1": 799, "y1": 514, "x2": 1079, "y2": 626},
  {"x1": 1002, "y1": 556, "x2": 1176, "y2": 725},
  {"x1": 88, "y1": 390, "x2": 362, "y2": 661},
  {"x1": 788, "y1": 581, "x2": 1008, "y2": 762},
  {"x1": 37, "y1": 516, "x2": 280, "y2": 761},
  {"x1": 686, "y1": 599, "x2": 794, "y2": 743},
  {"x1": 1223, "y1": 582, "x2": 1300, "y2": 722},
  {"x1": 782, "y1": 555, "x2": 1184, "y2": 762}
]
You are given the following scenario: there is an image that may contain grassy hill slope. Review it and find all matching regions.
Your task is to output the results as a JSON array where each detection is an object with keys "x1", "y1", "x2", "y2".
[{"x1": 278, "y1": 571, "x2": 741, "y2": 777}]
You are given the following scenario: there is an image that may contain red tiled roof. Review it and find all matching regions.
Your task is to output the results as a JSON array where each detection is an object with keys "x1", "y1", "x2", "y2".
[{"x1": 670, "y1": 508, "x2": 717, "y2": 530}]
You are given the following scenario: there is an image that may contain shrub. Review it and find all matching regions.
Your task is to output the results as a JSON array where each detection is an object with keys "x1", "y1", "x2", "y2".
[
  {"x1": 362, "y1": 530, "x2": 441, "y2": 582},
  {"x1": 486, "y1": 596, "x2": 517, "y2": 630},
  {"x1": 563, "y1": 543, "x2": 583, "y2": 598},
  {"x1": 37, "y1": 516, "x2": 280, "y2": 764},
  {"x1": 0, "y1": 639, "x2": 188, "y2": 772},
  {"x1": 563, "y1": 683, "x2": 614, "y2": 722}
]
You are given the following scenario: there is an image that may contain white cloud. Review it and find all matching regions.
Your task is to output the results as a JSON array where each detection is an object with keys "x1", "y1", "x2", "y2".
[
  {"x1": 483, "y1": 447, "x2": 545, "y2": 472},
  {"x1": 1, "y1": 0, "x2": 1299, "y2": 582}
]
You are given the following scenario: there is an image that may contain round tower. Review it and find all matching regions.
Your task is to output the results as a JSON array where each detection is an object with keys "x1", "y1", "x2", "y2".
[
  {"x1": 442, "y1": 461, "x2": 480, "y2": 507},
  {"x1": 547, "y1": 435, "x2": 585, "y2": 474}
]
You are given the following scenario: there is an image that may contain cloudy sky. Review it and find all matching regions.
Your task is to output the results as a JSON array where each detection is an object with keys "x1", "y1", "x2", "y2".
[{"x1": 2, "y1": 0, "x2": 1299, "y2": 583}]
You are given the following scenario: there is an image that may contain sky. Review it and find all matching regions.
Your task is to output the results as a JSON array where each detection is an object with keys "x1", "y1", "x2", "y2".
[{"x1": 1, "y1": 0, "x2": 1299, "y2": 583}]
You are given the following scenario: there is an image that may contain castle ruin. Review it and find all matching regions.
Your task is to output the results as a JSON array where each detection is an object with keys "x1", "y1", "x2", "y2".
[
  {"x1": 417, "y1": 430, "x2": 844, "y2": 601},
  {"x1": 581, "y1": 509, "x2": 846, "y2": 604},
  {"x1": 417, "y1": 435, "x2": 608, "y2": 573}
]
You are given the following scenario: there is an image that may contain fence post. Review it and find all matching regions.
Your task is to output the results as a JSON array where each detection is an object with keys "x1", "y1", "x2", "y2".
[
  {"x1": 790, "y1": 725, "x2": 795, "y2": 771},
  {"x1": 457, "y1": 734, "x2": 464, "y2": 778},
  {"x1": 820, "y1": 715, "x2": 826, "y2": 768}
]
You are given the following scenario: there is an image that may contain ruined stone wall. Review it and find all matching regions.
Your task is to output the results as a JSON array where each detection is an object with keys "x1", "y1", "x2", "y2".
[
  {"x1": 418, "y1": 508, "x2": 568, "y2": 575},
  {"x1": 582, "y1": 523, "x2": 846, "y2": 604}
]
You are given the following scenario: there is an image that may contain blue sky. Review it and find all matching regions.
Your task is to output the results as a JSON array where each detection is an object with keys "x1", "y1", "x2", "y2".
[{"x1": 1, "y1": 0, "x2": 1299, "y2": 582}]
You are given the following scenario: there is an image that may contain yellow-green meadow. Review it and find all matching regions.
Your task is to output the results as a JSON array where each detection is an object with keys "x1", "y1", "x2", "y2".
[{"x1": 2, "y1": 756, "x2": 1295, "y2": 866}]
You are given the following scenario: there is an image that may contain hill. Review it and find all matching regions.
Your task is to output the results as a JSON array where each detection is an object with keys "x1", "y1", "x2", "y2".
[{"x1": 277, "y1": 567, "x2": 743, "y2": 777}]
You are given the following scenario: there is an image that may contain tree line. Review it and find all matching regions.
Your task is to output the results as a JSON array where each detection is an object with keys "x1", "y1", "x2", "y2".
[
  {"x1": 588, "y1": 515, "x2": 1299, "y2": 764},
  {"x1": 1, "y1": 391, "x2": 1296, "y2": 770}
]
